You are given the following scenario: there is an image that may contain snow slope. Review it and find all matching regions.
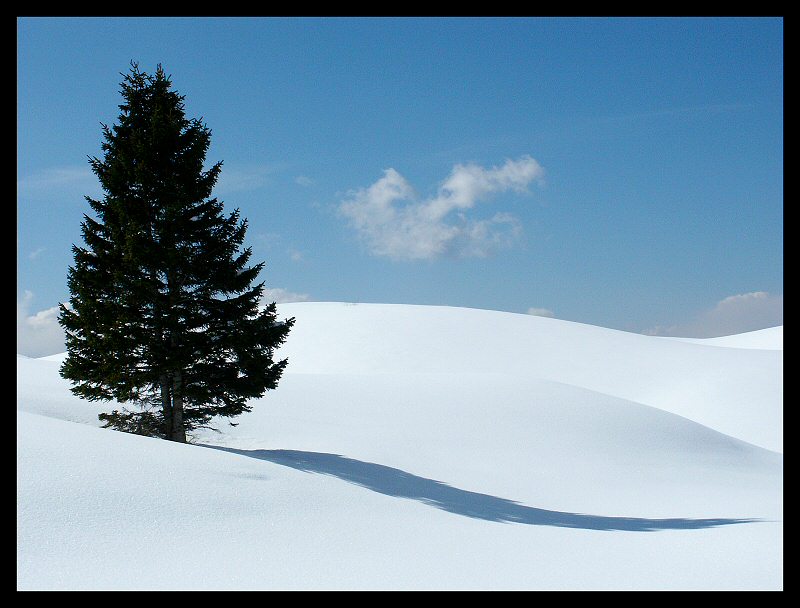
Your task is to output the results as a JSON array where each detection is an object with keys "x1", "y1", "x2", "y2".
[
  {"x1": 663, "y1": 326, "x2": 782, "y2": 350},
  {"x1": 17, "y1": 303, "x2": 783, "y2": 590}
]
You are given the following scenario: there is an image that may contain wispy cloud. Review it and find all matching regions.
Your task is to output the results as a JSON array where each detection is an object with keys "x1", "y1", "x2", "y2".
[
  {"x1": 28, "y1": 247, "x2": 46, "y2": 261},
  {"x1": 254, "y1": 232, "x2": 283, "y2": 248},
  {"x1": 252, "y1": 231, "x2": 306, "y2": 264},
  {"x1": 295, "y1": 175, "x2": 314, "y2": 187},
  {"x1": 645, "y1": 291, "x2": 783, "y2": 338},
  {"x1": 339, "y1": 156, "x2": 544, "y2": 260},
  {"x1": 17, "y1": 291, "x2": 66, "y2": 357},
  {"x1": 17, "y1": 166, "x2": 101, "y2": 199},
  {"x1": 599, "y1": 103, "x2": 751, "y2": 126},
  {"x1": 527, "y1": 307, "x2": 555, "y2": 318},
  {"x1": 215, "y1": 163, "x2": 283, "y2": 195},
  {"x1": 18, "y1": 163, "x2": 282, "y2": 199}
]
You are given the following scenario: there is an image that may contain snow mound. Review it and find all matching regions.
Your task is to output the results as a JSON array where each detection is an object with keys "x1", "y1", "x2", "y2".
[
  {"x1": 17, "y1": 302, "x2": 783, "y2": 590},
  {"x1": 272, "y1": 303, "x2": 782, "y2": 452}
]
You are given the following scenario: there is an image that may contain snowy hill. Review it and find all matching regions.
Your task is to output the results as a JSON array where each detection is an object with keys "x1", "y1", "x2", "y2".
[
  {"x1": 17, "y1": 303, "x2": 783, "y2": 590},
  {"x1": 662, "y1": 325, "x2": 782, "y2": 350}
]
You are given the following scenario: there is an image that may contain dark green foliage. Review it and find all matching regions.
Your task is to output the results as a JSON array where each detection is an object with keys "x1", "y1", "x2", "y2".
[
  {"x1": 98, "y1": 406, "x2": 166, "y2": 438},
  {"x1": 59, "y1": 62, "x2": 294, "y2": 442}
]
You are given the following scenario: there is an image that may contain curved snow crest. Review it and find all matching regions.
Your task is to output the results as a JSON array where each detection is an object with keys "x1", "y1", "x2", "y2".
[
  {"x1": 274, "y1": 302, "x2": 782, "y2": 452},
  {"x1": 662, "y1": 326, "x2": 782, "y2": 350},
  {"x1": 23, "y1": 302, "x2": 782, "y2": 452},
  {"x1": 37, "y1": 352, "x2": 67, "y2": 362}
]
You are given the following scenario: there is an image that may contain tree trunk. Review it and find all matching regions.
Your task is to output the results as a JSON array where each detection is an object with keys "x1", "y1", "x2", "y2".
[
  {"x1": 160, "y1": 374, "x2": 173, "y2": 440},
  {"x1": 171, "y1": 369, "x2": 186, "y2": 443}
]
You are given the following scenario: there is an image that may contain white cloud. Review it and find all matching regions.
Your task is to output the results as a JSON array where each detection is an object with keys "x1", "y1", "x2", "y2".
[
  {"x1": 295, "y1": 175, "x2": 314, "y2": 187},
  {"x1": 17, "y1": 291, "x2": 67, "y2": 357},
  {"x1": 645, "y1": 291, "x2": 783, "y2": 338},
  {"x1": 260, "y1": 287, "x2": 310, "y2": 305},
  {"x1": 339, "y1": 156, "x2": 544, "y2": 260},
  {"x1": 527, "y1": 307, "x2": 555, "y2": 318}
]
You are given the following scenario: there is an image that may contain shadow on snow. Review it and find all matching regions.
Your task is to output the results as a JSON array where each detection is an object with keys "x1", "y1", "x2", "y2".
[{"x1": 203, "y1": 445, "x2": 759, "y2": 532}]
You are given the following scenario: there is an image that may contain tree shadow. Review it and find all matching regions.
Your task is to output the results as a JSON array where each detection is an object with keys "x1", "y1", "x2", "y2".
[{"x1": 203, "y1": 446, "x2": 759, "y2": 532}]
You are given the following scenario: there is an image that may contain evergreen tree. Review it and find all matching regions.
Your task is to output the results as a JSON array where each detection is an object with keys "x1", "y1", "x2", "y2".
[{"x1": 59, "y1": 62, "x2": 294, "y2": 442}]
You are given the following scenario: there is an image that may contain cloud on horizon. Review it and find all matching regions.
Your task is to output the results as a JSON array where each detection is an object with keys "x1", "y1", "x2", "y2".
[
  {"x1": 339, "y1": 156, "x2": 544, "y2": 260},
  {"x1": 261, "y1": 287, "x2": 311, "y2": 305},
  {"x1": 17, "y1": 291, "x2": 66, "y2": 358},
  {"x1": 527, "y1": 307, "x2": 555, "y2": 318},
  {"x1": 18, "y1": 285, "x2": 310, "y2": 357},
  {"x1": 645, "y1": 291, "x2": 783, "y2": 338}
]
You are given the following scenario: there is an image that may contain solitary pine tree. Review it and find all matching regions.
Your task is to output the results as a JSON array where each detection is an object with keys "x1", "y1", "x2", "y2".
[{"x1": 59, "y1": 62, "x2": 294, "y2": 442}]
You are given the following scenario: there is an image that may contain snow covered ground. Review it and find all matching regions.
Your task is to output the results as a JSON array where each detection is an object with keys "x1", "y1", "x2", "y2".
[{"x1": 17, "y1": 303, "x2": 783, "y2": 590}]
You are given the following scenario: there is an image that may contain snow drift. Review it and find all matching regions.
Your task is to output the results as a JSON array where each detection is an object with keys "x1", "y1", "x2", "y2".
[{"x1": 17, "y1": 303, "x2": 782, "y2": 590}]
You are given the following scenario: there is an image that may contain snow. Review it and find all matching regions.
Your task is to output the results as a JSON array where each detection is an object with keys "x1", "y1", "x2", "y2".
[
  {"x1": 661, "y1": 326, "x2": 782, "y2": 350},
  {"x1": 17, "y1": 303, "x2": 782, "y2": 590}
]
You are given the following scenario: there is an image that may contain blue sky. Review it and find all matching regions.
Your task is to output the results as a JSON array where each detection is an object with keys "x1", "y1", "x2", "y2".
[{"x1": 18, "y1": 17, "x2": 783, "y2": 355}]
